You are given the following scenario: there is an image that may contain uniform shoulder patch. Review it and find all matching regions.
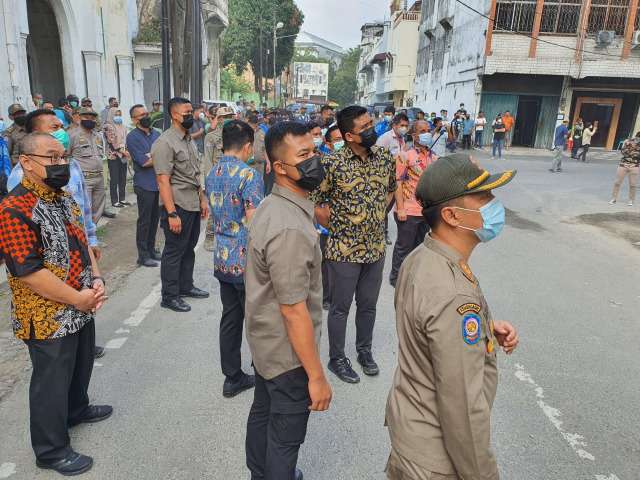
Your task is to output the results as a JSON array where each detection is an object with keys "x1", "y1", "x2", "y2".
[
  {"x1": 457, "y1": 303, "x2": 482, "y2": 315},
  {"x1": 459, "y1": 259, "x2": 473, "y2": 280},
  {"x1": 462, "y1": 314, "x2": 480, "y2": 344},
  {"x1": 206, "y1": 140, "x2": 212, "y2": 148}
]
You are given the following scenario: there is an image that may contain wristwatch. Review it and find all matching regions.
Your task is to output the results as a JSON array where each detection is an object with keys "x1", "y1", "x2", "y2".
[{"x1": 168, "y1": 211, "x2": 178, "y2": 218}]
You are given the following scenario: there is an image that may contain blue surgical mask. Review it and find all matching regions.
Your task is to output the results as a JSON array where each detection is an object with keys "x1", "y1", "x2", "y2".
[
  {"x1": 313, "y1": 138, "x2": 323, "y2": 147},
  {"x1": 113, "y1": 116, "x2": 122, "y2": 124},
  {"x1": 0, "y1": 121, "x2": 5, "y2": 133},
  {"x1": 418, "y1": 133, "x2": 433, "y2": 147},
  {"x1": 321, "y1": 128, "x2": 327, "y2": 137},
  {"x1": 384, "y1": 116, "x2": 393, "y2": 123},
  {"x1": 455, "y1": 198, "x2": 505, "y2": 243},
  {"x1": 332, "y1": 140, "x2": 344, "y2": 152}
]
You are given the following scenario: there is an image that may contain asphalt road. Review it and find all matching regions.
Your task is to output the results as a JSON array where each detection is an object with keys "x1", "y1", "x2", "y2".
[{"x1": 0, "y1": 148, "x2": 638, "y2": 480}]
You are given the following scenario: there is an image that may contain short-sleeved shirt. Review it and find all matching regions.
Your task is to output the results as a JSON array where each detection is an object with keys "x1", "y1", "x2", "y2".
[
  {"x1": 311, "y1": 144, "x2": 397, "y2": 264},
  {"x1": 204, "y1": 127, "x2": 224, "y2": 171},
  {"x1": 3, "y1": 124, "x2": 27, "y2": 167},
  {"x1": 150, "y1": 125, "x2": 202, "y2": 212},
  {"x1": 189, "y1": 118, "x2": 206, "y2": 153},
  {"x1": 554, "y1": 124, "x2": 569, "y2": 147},
  {"x1": 244, "y1": 184, "x2": 323, "y2": 380},
  {"x1": 475, "y1": 117, "x2": 487, "y2": 131},
  {"x1": 462, "y1": 119, "x2": 475, "y2": 135},
  {"x1": 376, "y1": 129, "x2": 405, "y2": 158},
  {"x1": 492, "y1": 123, "x2": 506, "y2": 140},
  {"x1": 502, "y1": 115, "x2": 515, "y2": 131},
  {"x1": 67, "y1": 128, "x2": 104, "y2": 172},
  {"x1": 0, "y1": 178, "x2": 94, "y2": 340},
  {"x1": 127, "y1": 127, "x2": 161, "y2": 192},
  {"x1": 620, "y1": 138, "x2": 640, "y2": 167},
  {"x1": 205, "y1": 155, "x2": 263, "y2": 283},
  {"x1": 396, "y1": 148, "x2": 436, "y2": 217},
  {"x1": 386, "y1": 235, "x2": 499, "y2": 478}
]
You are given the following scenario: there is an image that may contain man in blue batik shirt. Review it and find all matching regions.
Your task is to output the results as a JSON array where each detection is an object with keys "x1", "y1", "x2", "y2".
[{"x1": 205, "y1": 120, "x2": 263, "y2": 399}]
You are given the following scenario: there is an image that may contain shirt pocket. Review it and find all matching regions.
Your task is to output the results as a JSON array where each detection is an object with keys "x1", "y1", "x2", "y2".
[
  {"x1": 80, "y1": 144, "x2": 93, "y2": 157},
  {"x1": 176, "y1": 150, "x2": 189, "y2": 163}
]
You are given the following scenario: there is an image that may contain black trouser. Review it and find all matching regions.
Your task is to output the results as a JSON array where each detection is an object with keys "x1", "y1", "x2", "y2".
[
  {"x1": 319, "y1": 234, "x2": 330, "y2": 306},
  {"x1": 219, "y1": 280, "x2": 246, "y2": 384},
  {"x1": 462, "y1": 134, "x2": 472, "y2": 150},
  {"x1": 134, "y1": 186, "x2": 159, "y2": 260},
  {"x1": 578, "y1": 144, "x2": 590, "y2": 162},
  {"x1": 23, "y1": 321, "x2": 95, "y2": 463},
  {"x1": 246, "y1": 367, "x2": 311, "y2": 480},
  {"x1": 327, "y1": 257, "x2": 385, "y2": 360},
  {"x1": 263, "y1": 167, "x2": 275, "y2": 196},
  {"x1": 390, "y1": 214, "x2": 430, "y2": 287},
  {"x1": 384, "y1": 198, "x2": 395, "y2": 238},
  {"x1": 108, "y1": 158, "x2": 127, "y2": 204},
  {"x1": 160, "y1": 205, "x2": 201, "y2": 301}
]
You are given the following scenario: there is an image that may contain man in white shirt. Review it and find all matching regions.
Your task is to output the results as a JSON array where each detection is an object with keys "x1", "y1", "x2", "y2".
[
  {"x1": 376, "y1": 113, "x2": 409, "y2": 158},
  {"x1": 475, "y1": 111, "x2": 487, "y2": 149},
  {"x1": 430, "y1": 117, "x2": 453, "y2": 158}
]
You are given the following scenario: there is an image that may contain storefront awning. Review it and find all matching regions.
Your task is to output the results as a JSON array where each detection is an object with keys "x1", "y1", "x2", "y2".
[{"x1": 370, "y1": 53, "x2": 387, "y2": 65}]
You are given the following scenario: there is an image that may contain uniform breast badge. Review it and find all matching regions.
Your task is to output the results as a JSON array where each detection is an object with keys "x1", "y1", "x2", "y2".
[
  {"x1": 462, "y1": 315, "x2": 480, "y2": 344},
  {"x1": 487, "y1": 336, "x2": 495, "y2": 354}
]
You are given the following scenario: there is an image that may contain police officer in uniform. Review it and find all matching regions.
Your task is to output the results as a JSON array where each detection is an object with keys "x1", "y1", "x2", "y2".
[
  {"x1": 67, "y1": 107, "x2": 114, "y2": 222},
  {"x1": 80, "y1": 97, "x2": 103, "y2": 132},
  {"x1": 3, "y1": 104, "x2": 28, "y2": 167},
  {"x1": 385, "y1": 153, "x2": 520, "y2": 480}
]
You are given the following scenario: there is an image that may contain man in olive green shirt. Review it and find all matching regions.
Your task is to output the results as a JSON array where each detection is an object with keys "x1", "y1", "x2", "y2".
[
  {"x1": 385, "y1": 153, "x2": 519, "y2": 480},
  {"x1": 151, "y1": 97, "x2": 210, "y2": 313},
  {"x1": 245, "y1": 121, "x2": 332, "y2": 480}
]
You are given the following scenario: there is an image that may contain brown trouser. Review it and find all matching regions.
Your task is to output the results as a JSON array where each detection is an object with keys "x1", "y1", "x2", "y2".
[
  {"x1": 385, "y1": 448, "x2": 458, "y2": 480},
  {"x1": 612, "y1": 165, "x2": 639, "y2": 202},
  {"x1": 83, "y1": 174, "x2": 106, "y2": 224}
]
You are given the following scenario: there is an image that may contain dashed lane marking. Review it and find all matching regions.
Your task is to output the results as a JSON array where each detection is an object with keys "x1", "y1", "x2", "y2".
[
  {"x1": 0, "y1": 463, "x2": 16, "y2": 478},
  {"x1": 595, "y1": 476, "x2": 620, "y2": 480},
  {"x1": 104, "y1": 337, "x2": 128, "y2": 349},
  {"x1": 123, "y1": 282, "x2": 162, "y2": 327}
]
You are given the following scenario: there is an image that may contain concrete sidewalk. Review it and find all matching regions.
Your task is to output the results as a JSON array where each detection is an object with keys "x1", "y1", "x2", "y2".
[{"x1": 475, "y1": 145, "x2": 622, "y2": 162}]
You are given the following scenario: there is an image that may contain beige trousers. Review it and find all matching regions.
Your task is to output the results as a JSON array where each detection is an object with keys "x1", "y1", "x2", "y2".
[
  {"x1": 385, "y1": 448, "x2": 458, "y2": 480},
  {"x1": 612, "y1": 165, "x2": 639, "y2": 202}
]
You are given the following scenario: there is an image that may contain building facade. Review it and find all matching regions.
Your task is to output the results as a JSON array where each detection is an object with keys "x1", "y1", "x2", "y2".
[
  {"x1": 357, "y1": 0, "x2": 422, "y2": 108},
  {"x1": 415, "y1": 0, "x2": 640, "y2": 150},
  {"x1": 295, "y1": 31, "x2": 345, "y2": 66}
]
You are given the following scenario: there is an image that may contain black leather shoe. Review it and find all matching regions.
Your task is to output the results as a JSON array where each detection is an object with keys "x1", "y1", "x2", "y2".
[
  {"x1": 179, "y1": 287, "x2": 210, "y2": 299},
  {"x1": 36, "y1": 452, "x2": 93, "y2": 476},
  {"x1": 149, "y1": 249, "x2": 163, "y2": 261},
  {"x1": 295, "y1": 469, "x2": 303, "y2": 480},
  {"x1": 161, "y1": 298, "x2": 191, "y2": 312},
  {"x1": 79, "y1": 405, "x2": 113, "y2": 424},
  {"x1": 94, "y1": 346, "x2": 105, "y2": 359},
  {"x1": 223, "y1": 374, "x2": 256, "y2": 398},
  {"x1": 357, "y1": 350, "x2": 380, "y2": 376},
  {"x1": 328, "y1": 357, "x2": 360, "y2": 384},
  {"x1": 102, "y1": 211, "x2": 116, "y2": 218},
  {"x1": 136, "y1": 257, "x2": 158, "y2": 268}
]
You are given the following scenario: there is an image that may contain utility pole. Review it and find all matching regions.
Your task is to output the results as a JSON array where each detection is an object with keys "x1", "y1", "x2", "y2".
[
  {"x1": 273, "y1": 7, "x2": 277, "y2": 107},
  {"x1": 190, "y1": 0, "x2": 201, "y2": 103},
  {"x1": 183, "y1": 0, "x2": 194, "y2": 98},
  {"x1": 161, "y1": 0, "x2": 171, "y2": 131},
  {"x1": 259, "y1": 17, "x2": 264, "y2": 102}
]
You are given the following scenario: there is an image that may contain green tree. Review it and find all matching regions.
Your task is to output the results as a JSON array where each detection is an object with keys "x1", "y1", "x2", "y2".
[
  {"x1": 220, "y1": 67, "x2": 254, "y2": 97},
  {"x1": 222, "y1": 0, "x2": 304, "y2": 101},
  {"x1": 328, "y1": 46, "x2": 360, "y2": 107}
]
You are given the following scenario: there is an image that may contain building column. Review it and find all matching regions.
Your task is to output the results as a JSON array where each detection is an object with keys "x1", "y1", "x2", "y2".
[
  {"x1": 485, "y1": 0, "x2": 498, "y2": 57},
  {"x1": 575, "y1": 0, "x2": 592, "y2": 61},
  {"x1": 116, "y1": 55, "x2": 135, "y2": 119},
  {"x1": 529, "y1": 0, "x2": 545, "y2": 58},
  {"x1": 83, "y1": 51, "x2": 104, "y2": 102},
  {"x1": 622, "y1": 0, "x2": 639, "y2": 60}
]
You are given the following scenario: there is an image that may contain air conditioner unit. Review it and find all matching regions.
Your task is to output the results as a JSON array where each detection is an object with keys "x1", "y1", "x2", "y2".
[
  {"x1": 595, "y1": 30, "x2": 615, "y2": 45},
  {"x1": 632, "y1": 30, "x2": 640, "y2": 47}
]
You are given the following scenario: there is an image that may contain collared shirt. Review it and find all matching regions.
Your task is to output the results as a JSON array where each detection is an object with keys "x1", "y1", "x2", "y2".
[
  {"x1": 621, "y1": 138, "x2": 640, "y2": 167},
  {"x1": 375, "y1": 120, "x2": 392, "y2": 137},
  {"x1": 204, "y1": 126, "x2": 224, "y2": 171},
  {"x1": 205, "y1": 155, "x2": 263, "y2": 283},
  {"x1": 127, "y1": 127, "x2": 161, "y2": 192},
  {"x1": 431, "y1": 129, "x2": 448, "y2": 159},
  {"x1": 475, "y1": 117, "x2": 486, "y2": 131},
  {"x1": 376, "y1": 128, "x2": 405, "y2": 158},
  {"x1": 311, "y1": 144, "x2": 397, "y2": 264},
  {"x1": 67, "y1": 128, "x2": 104, "y2": 172},
  {"x1": 189, "y1": 118, "x2": 206, "y2": 153},
  {"x1": 396, "y1": 147, "x2": 437, "y2": 217},
  {"x1": 386, "y1": 235, "x2": 499, "y2": 479},
  {"x1": 245, "y1": 184, "x2": 323, "y2": 380},
  {"x1": 7, "y1": 160, "x2": 98, "y2": 247},
  {"x1": 3, "y1": 124, "x2": 27, "y2": 167},
  {"x1": 0, "y1": 177, "x2": 95, "y2": 340},
  {"x1": 151, "y1": 125, "x2": 202, "y2": 212},
  {"x1": 462, "y1": 118, "x2": 475, "y2": 135},
  {"x1": 0, "y1": 137, "x2": 10, "y2": 186},
  {"x1": 54, "y1": 109, "x2": 69, "y2": 126},
  {"x1": 554, "y1": 124, "x2": 569, "y2": 147}
]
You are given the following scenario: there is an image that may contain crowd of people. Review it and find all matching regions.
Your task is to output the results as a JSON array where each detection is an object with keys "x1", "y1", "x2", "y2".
[{"x1": 5, "y1": 88, "x2": 636, "y2": 479}]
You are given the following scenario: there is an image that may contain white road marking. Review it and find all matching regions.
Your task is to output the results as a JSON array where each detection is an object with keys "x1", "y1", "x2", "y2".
[
  {"x1": 595, "y1": 476, "x2": 620, "y2": 480},
  {"x1": 0, "y1": 463, "x2": 16, "y2": 478},
  {"x1": 514, "y1": 364, "x2": 595, "y2": 461},
  {"x1": 115, "y1": 328, "x2": 130, "y2": 334},
  {"x1": 94, "y1": 362, "x2": 103, "y2": 367},
  {"x1": 123, "y1": 282, "x2": 161, "y2": 327},
  {"x1": 104, "y1": 337, "x2": 128, "y2": 349}
]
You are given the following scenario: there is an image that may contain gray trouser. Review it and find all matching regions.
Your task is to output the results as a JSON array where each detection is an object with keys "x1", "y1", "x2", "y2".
[
  {"x1": 83, "y1": 175, "x2": 106, "y2": 224},
  {"x1": 327, "y1": 257, "x2": 385, "y2": 360},
  {"x1": 550, "y1": 147, "x2": 564, "y2": 171}
]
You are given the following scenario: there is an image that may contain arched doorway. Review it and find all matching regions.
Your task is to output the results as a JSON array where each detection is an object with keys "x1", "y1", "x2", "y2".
[{"x1": 26, "y1": 0, "x2": 65, "y2": 102}]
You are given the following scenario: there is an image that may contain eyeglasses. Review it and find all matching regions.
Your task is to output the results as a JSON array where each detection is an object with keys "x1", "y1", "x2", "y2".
[
  {"x1": 27, "y1": 153, "x2": 70, "y2": 165},
  {"x1": 136, "y1": 113, "x2": 150, "y2": 119}
]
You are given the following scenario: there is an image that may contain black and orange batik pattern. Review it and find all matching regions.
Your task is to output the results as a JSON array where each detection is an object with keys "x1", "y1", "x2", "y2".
[{"x1": 0, "y1": 177, "x2": 94, "y2": 339}]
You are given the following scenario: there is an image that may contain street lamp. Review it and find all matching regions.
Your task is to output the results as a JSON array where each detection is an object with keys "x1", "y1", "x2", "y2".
[{"x1": 273, "y1": 21, "x2": 283, "y2": 106}]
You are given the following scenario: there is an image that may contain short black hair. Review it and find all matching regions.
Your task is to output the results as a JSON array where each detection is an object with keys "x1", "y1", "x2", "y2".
[
  {"x1": 422, "y1": 197, "x2": 463, "y2": 231},
  {"x1": 18, "y1": 132, "x2": 57, "y2": 155},
  {"x1": 635, "y1": 131, "x2": 640, "y2": 137},
  {"x1": 320, "y1": 105, "x2": 334, "y2": 114},
  {"x1": 208, "y1": 105, "x2": 216, "y2": 115},
  {"x1": 168, "y1": 97, "x2": 191, "y2": 114},
  {"x1": 57, "y1": 98, "x2": 68, "y2": 107},
  {"x1": 325, "y1": 125, "x2": 340, "y2": 143},
  {"x1": 25, "y1": 109, "x2": 57, "y2": 133},
  {"x1": 265, "y1": 121, "x2": 309, "y2": 164},
  {"x1": 66, "y1": 94, "x2": 79, "y2": 102},
  {"x1": 337, "y1": 105, "x2": 368, "y2": 138},
  {"x1": 222, "y1": 119, "x2": 254, "y2": 152},
  {"x1": 248, "y1": 115, "x2": 259, "y2": 124},
  {"x1": 505, "y1": 110, "x2": 510, "y2": 114},
  {"x1": 393, "y1": 113, "x2": 409, "y2": 125},
  {"x1": 307, "y1": 121, "x2": 321, "y2": 132},
  {"x1": 383, "y1": 106, "x2": 395, "y2": 114},
  {"x1": 129, "y1": 104, "x2": 145, "y2": 117}
]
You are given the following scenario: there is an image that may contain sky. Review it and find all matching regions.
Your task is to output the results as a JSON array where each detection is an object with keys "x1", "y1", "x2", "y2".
[{"x1": 294, "y1": 0, "x2": 393, "y2": 51}]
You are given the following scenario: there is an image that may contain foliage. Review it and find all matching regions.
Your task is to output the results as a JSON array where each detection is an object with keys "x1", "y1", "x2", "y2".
[
  {"x1": 292, "y1": 47, "x2": 330, "y2": 65},
  {"x1": 220, "y1": 67, "x2": 255, "y2": 96},
  {"x1": 133, "y1": 15, "x2": 161, "y2": 44},
  {"x1": 328, "y1": 46, "x2": 361, "y2": 107},
  {"x1": 222, "y1": 0, "x2": 304, "y2": 96}
]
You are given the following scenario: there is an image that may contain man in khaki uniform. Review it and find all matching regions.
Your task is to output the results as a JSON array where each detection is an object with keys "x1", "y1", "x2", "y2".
[
  {"x1": 385, "y1": 153, "x2": 520, "y2": 480},
  {"x1": 203, "y1": 106, "x2": 235, "y2": 251},
  {"x1": 3, "y1": 104, "x2": 28, "y2": 167},
  {"x1": 67, "y1": 107, "x2": 111, "y2": 223},
  {"x1": 80, "y1": 97, "x2": 103, "y2": 132},
  {"x1": 247, "y1": 114, "x2": 265, "y2": 178}
]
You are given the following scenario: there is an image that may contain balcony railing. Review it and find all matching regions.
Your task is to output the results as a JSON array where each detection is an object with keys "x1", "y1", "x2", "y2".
[{"x1": 393, "y1": 11, "x2": 420, "y2": 28}]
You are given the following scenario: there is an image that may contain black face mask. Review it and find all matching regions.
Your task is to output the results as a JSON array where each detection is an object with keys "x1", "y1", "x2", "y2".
[
  {"x1": 81, "y1": 119, "x2": 96, "y2": 130},
  {"x1": 139, "y1": 117, "x2": 152, "y2": 129},
  {"x1": 113, "y1": 103, "x2": 119, "y2": 108},
  {"x1": 31, "y1": 159, "x2": 70, "y2": 190},
  {"x1": 14, "y1": 116, "x2": 26, "y2": 126},
  {"x1": 356, "y1": 127, "x2": 378, "y2": 149},
  {"x1": 282, "y1": 155, "x2": 325, "y2": 191},
  {"x1": 326, "y1": 116, "x2": 335, "y2": 124},
  {"x1": 180, "y1": 114, "x2": 194, "y2": 130},
  {"x1": 267, "y1": 117, "x2": 277, "y2": 127}
]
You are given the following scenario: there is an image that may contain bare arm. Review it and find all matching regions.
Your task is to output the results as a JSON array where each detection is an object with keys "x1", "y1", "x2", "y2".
[
  {"x1": 245, "y1": 207, "x2": 255, "y2": 222},
  {"x1": 387, "y1": 192, "x2": 395, "y2": 208},
  {"x1": 157, "y1": 174, "x2": 176, "y2": 213},
  {"x1": 315, "y1": 204, "x2": 329, "y2": 229}
]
